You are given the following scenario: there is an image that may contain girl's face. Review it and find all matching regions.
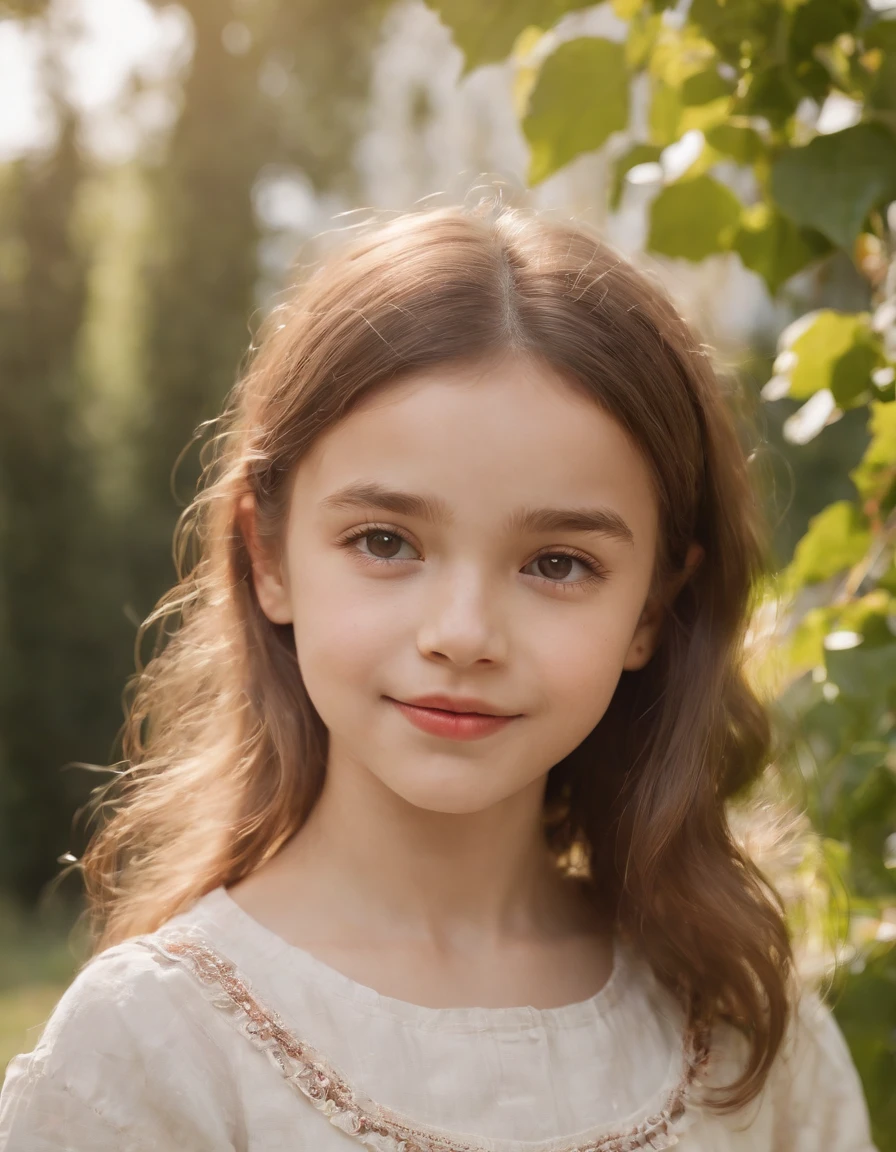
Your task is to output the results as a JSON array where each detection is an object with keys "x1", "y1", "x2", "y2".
[{"x1": 249, "y1": 352, "x2": 665, "y2": 815}]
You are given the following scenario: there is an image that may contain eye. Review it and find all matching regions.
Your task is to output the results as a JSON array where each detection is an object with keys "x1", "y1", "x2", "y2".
[
  {"x1": 338, "y1": 526, "x2": 607, "y2": 591},
  {"x1": 522, "y1": 551, "x2": 607, "y2": 591},
  {"x1": 338, "y1": 525, "x2": 420, "y2": 565}
]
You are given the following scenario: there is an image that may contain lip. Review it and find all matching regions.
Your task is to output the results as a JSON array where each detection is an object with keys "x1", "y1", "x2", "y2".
[
  {"x1": 398, "y1": 693, "x2": 520, "y2": 717},
  {"x1": 386, "y1": 697, "x2": 520, "y2": 741}
]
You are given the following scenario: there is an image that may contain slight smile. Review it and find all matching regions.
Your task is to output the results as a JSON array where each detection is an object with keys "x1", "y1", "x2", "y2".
[{"x1": 384, "y1": 697, "x2": 521, "y2": 741}]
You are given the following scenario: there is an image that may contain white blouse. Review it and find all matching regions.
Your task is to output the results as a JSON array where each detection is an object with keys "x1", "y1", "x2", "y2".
[{"x1": 0, "y1": 885, "x2": 878, "y2": 1151}]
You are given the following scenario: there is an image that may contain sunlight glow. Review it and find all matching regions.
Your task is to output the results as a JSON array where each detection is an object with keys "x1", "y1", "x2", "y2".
[{"x1": 0, "y1": 0, "x2": 192, "y2": 162}]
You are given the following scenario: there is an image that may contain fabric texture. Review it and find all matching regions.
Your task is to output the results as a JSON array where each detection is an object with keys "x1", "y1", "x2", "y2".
[{"x1": 0, "y1": 885, "x2": 879, "y2": 1151}]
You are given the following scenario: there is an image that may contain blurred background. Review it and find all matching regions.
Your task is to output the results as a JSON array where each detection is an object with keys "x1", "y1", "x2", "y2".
[{"x1": 0, "y1": 0, "x2": 894, "y2": 1143}]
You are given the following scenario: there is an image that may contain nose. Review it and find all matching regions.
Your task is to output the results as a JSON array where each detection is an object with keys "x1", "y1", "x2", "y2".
[{"x1": 415, "y1": 565, "x2": 508, "y2": 667}]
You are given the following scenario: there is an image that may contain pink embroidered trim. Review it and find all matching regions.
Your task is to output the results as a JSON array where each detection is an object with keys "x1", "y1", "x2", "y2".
[{"x1": 141, "y1": 930, "x2": 710, "y2": 1152}]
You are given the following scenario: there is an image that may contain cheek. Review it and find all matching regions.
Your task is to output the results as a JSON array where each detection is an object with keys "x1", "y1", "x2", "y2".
[
  {"x1": 533, "y1": 608, "x2": 639, "y2": 716},
  {"x1": 502, "y1": 609, "x2": 641, "y2": 779},
  {"x1": 292, "y1": 566, "x2": 401, "y2": 687}
]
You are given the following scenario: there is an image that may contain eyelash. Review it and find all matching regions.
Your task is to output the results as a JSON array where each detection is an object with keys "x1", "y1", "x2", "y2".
[{"x1": 336, "y1": 523, "x2": 608, "y2": 592}]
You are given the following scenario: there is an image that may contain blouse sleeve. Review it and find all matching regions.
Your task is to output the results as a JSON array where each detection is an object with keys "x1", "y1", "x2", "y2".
[
  {"x1": 0, "y1": 941, "x2": 246, "y2": 1152},
  {"x1": 769, "y1": 990, "x2": 878, "y2": 1152}
]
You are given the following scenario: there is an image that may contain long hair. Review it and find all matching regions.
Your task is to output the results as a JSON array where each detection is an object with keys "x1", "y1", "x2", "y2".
[{"x1": 78, "y1": 202, "x2": 792, "y2": 1112}]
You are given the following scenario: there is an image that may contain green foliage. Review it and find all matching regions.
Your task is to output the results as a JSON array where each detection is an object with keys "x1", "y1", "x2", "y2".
[
  {"x1": 687, "y1": 0, "x2": 780, "y2": 67},
  {"x1": 776, "y1": 310, "x2": 882, "y2": 405},
  {"x1": 852, "y1": 402, "x2": 896, "y2": 512},
  {"x1": 733, "y1": 205, "x2": 831, "y2": 295},
  {"x1": 771, "y1": 124, "x2": 896, "y2": 251},
  {"x1": 647, "y1": 173, "x2": 740, "y2": 260},
  {"x1": 425, "y1": 0, "x2": 896, "y2": 1139},
  {"x1": 705, "y1": 122, "x2": 764, "y2": 164},
  {"x1": 430, "y1": 0, "x2": 592, "y2": 73},
  {"x1": 523, "y1": 38, "x2": 629, "y2": 183},
  {"x1": 786, "y1": 500, "x2": 871, "y2": 587}
]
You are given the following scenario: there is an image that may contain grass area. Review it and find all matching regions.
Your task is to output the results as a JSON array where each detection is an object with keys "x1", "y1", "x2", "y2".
[{"x1": 0, "y1": 891, "x2": 87, "y2": 1081}]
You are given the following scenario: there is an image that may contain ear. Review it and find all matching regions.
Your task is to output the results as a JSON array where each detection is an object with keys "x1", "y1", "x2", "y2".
[
  {"x1": 238, "y1": 494, "x2": 294, "y2": 625},
  {"x1": 623, "y1": 541, "x2": 704, "y2": 671}
]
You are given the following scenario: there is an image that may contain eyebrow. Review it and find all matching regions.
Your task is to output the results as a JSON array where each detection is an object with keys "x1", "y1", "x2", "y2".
[{"x1": 320, "y1": 481, "x2": 635, "y2": 546}]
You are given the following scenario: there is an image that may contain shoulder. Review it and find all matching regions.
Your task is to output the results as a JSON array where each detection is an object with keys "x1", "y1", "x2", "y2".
[
  {"x1": 782, "y1": 989, "x2": 862, "y2": 1073},
  {"x1": 30, "y1": 935, "x2": 234, "y2": 1074},
  {"x1": 0, "y1": 936, "x2": 243, "y2": 1151},
  {"x1": 770, "y1": 990, "x2": 874, "y2": 1128},
  {"x1": 707, "y1": 987, "x2": 877, "y2": 1151}
]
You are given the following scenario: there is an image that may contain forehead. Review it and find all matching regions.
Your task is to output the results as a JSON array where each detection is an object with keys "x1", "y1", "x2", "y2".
[{"x1": 293, "y1": 354, "x2": 658, "y2": 541}]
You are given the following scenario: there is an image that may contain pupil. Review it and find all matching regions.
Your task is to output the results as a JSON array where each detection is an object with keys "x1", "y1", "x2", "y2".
[
  {"x1": 542, "y1": 555, "x2": 572, "y2": 580},
  {"x1": 370, "y1": 532, "x2": 400, "y2": 558}
]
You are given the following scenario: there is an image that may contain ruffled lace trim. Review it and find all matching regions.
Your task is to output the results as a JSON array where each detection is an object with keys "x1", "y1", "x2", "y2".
[{"x1": 139, "y1": 927, "x2": 711, "y2": 1152}]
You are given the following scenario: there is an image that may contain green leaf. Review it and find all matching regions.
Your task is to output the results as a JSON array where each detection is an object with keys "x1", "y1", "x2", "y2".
[
  {"x1": 626, "y1": 11, "x2": 662, "y2": 69},
  {"x1": 789, "y1": 0, "x2": 861, "y2": 63},
  {"x1": 787, "y1": 606, "x2": 832, "y2": 671},
  {"x1": 787, "y1": 593, "x2": 896, "y2": 672},
  {"x1": 834, "y1": 592, "x2": 895, "y2": 647},
  {"x1": 737, "y1": 63, "x2": 804, "y2": 125},
  {"x1": 689, "y1": 0, "x2": 779, "y2": 65},
  {"x1": 733, "y1": 203, "x2": 831, "y2": 294},
  {"x1": 610, "y1": 143, "x2": 663, "y2": 209},
  {"x1": 826, "y1": 642, "x2": 896, "y2": 709},
  {"x1": 788, "y1": 500, "x2": 871, "y2": 586},
  {"x1": 680, "y1": 68, "x2": 732, "y2": 105},
  {"x1": 680, "y1": 98, "x2": 732, "y2": 136},
  {"x1": 837, "y1": 746, "x2": 893, "y2": 814},
  {"x1": 782, "y1": 310, "x2": 880, "y2": 406},
  {"x1": 647, "y1": 174, "x2": 741, "y2": 261},
  {"x1": 649, "y1": 80, "x2": 682, "y2": 146},
  {"x1": 524, "y1": 38, "x2": 629, "y2": 184},
  {"x1": 791, "y1": 56, "x2": 837, "y2": 104},
  {"x1": 705, "y1": 122, "x2": 764, "y2": 164},
  {"x1": 851, "y1": 401, "x2": 896, "y2": 508},
  {"x1": 427, "y1": 0, "x2": 593, "y2": 73},
  {"x1": 869, "y1": 52, "x2": 896, "y2": 117},
  {"x1": 771, "y1": 124, "x2": 896, "y2": 252},
  {"x1": 646, "y1": 37, "x2": 731, "y2": 142},
  {"x1": 865, "y1": 17, "x2": 896, "y2": 54}
]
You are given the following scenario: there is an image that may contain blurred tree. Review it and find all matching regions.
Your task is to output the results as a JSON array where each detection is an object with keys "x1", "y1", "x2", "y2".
[
  {"x1": 0, "y1": 112, "x2": 95, "y2": 899},
  {"x1": 0, "y1": 0, "x2": 385, "y2": 899},
  {"x1": 128, "y1": 0, "x2": 385, "y2": 620},
  {"x1": 125, "y1": 1, "x2": 274, "y2": 619}
]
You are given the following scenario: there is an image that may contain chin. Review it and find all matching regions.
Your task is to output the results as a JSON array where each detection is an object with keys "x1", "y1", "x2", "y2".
[{"x1": 378, "y1": 771, "x2": 515, "y2": 817}]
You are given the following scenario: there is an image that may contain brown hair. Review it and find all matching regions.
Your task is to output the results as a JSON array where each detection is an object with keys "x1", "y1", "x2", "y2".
[{"x1": 79, "y1": 201, "x2": 792, "y2": 1112}]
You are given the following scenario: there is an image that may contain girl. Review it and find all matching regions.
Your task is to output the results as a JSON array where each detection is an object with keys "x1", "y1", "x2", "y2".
[{"x1": 0, "y1": 201, "x2": 878, "y2": 1151}]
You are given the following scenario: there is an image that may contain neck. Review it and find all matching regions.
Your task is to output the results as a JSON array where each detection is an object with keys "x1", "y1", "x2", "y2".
[{"x1": 252, "y1": 748, "x2": 594, "y2": 950}]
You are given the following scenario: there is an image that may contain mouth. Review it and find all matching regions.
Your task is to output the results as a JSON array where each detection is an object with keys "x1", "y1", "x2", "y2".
[
  {"x1": 390, "y1": 695, "x2": 521, "y2": 718},
  {"x1": 401, "y1": 703, "x2": 500, "y2": 717},
  {"x1": 385, "y1": 697, "x2": 520, "y2": 741}
]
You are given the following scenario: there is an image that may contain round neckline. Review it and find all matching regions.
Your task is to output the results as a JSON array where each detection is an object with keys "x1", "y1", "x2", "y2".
[
  {"x1": 146, "y1": 917, "x2": 701, "y2": 1152},
  {"x1": 196, "y1": 884, "x2": 631, "y2": 1031}
]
